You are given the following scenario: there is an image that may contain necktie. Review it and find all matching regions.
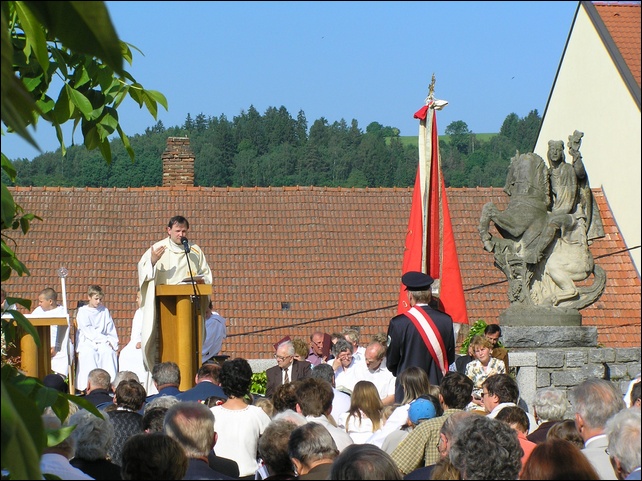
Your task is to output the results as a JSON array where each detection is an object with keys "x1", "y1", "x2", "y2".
[{"x1": 283, "y1": 368, "x2": 289, "y2": 384}]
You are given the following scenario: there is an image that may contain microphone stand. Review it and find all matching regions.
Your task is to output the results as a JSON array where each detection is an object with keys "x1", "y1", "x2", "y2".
[
  {"x1": 181, "y1": 237, "x2": 201, "y2": 364},
  {"x1": 181, "y1": 237, "x2": 200, "y2": 302}
]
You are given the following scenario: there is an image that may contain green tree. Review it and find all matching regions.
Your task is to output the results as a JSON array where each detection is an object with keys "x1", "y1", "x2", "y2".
[
  {"x1": 1, "y1": 3, "x2": 167, "y2": 478},
  {"x1": 445, "y1": 120, "x2": 473, "y2": 155}
]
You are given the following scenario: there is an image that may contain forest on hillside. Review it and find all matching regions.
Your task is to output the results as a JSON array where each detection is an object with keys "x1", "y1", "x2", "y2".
[{"x1": 4, "y1": 106, "x2": 541, "y2": 189}]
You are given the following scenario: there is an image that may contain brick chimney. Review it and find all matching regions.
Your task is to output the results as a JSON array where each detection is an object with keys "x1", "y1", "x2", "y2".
[{"x1": 162, "y1": 137, "x2": 194, "y2": 187}]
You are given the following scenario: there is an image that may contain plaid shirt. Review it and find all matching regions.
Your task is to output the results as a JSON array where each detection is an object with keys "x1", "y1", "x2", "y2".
[{"x1": 390, "y1": 408, "x2": 462, "y2": 475}]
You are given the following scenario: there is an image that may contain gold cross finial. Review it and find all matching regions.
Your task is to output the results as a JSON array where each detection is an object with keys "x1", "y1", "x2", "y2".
[{"x1": 426, "y1": 73, "x2": 436, "y2": 104}]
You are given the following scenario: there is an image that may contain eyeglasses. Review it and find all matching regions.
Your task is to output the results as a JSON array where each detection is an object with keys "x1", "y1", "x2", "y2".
[
  {"x1": 274, "y1": 355, "x2": 291, "y2": 361},
  {"x1": 481, "y1": 392, "x2": 489, "y2": 398},
  {"x1": 605, "y1": 448, "x2": 611, "y2": 456}
]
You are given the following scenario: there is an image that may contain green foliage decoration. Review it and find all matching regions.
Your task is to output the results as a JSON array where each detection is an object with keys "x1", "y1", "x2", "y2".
[
  {"x1": 460, "y1": 319, "x2": 488, "y2": 355},
  {"x1": 460, "y1": 319, "x2": 507, "y2": 355},
  {"x1": 250, "y1": 371, "x2": 267, "y2": 395}
]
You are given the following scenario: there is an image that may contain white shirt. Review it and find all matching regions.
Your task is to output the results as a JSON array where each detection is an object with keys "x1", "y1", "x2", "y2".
[
  {"x1": 366, "y1": 403, "x2": 410, "y2": 448},
  {"x1": 211, "y1": 404, "x2": 271, "y2": 477},
  {"x1": 352, "y1": 346, "x2": 366, "y2": 363},
  {"x1": 331, "y1": 388, "x2": 352, "y2": 423},
  {"x1": 338, "y1": 411, "x2": 376, "y2": 444},
  {"x1": 31, "y1": 305, "x2": 70, "y2": 376},
  {"x1": 202, "y1": 310, "x2": 227, "y2": 360},
  {"x1": 40, "y1": 453, "x2": 94, "y2": 480},
  {"x1": 305, "y1": 414, "x2": 354, "y2": 452},
  {"x1": 333, "y1": 358, "x2": 358, "y2": 393},
  {"x1": 487, "y1": 402, "x2": 538, "y2": 434},
  {"x1": 352, "y1": 362, "x2": 396, "y2": 400}
]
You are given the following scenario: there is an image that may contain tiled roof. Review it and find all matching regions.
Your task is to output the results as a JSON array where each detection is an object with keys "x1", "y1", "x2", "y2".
[
  {"x1": 594, "y1": 1, "x2": 641, "y2": 87},
  {"x1": 5, "y1": 186, "x2": 640, "y2": 361}
]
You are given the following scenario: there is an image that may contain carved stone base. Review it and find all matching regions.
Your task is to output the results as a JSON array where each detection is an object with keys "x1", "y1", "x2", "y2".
[
  {"x1": 502, "y1": 326, "x2": 598, "y2": 348},
  {"x1": 500, "y1": 305, "x2": 582, "y2": 327}
]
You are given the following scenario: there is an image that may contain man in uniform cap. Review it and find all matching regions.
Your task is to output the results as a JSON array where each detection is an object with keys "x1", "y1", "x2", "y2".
[{"x1": 386, "y1": 271, "x2": 455, "y2": 402}]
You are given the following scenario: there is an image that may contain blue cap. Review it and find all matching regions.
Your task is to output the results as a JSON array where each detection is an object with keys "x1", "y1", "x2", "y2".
[{"x1": 408, "y1": 397, "x2": 437, "y2": 424}]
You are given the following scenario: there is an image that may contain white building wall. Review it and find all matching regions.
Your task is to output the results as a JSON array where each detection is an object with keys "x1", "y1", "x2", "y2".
[{"x1": 535, "y1": 5, "x2": 641, "y2": 275}]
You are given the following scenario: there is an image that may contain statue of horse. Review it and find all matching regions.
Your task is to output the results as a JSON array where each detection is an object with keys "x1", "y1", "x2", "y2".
[
  {"x1": 479, "y1": 152, "x2": 550, "y2": 264},
  {"x1": 479, "y1": 150, "x2": 605, "y2": 309}
]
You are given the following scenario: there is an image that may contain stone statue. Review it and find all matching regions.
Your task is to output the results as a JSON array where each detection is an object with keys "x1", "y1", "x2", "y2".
[{"x1": 478, "y1": 132, "x2": 606, "y2": 317}]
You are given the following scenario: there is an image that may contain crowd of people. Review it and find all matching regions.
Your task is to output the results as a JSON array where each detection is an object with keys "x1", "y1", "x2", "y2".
[
  {"x1": 33, "y1": 331, "x2": 641, "y2": 480},
  {"x1": 4, "y1": 215, "x2": 640, "y2": 480}
]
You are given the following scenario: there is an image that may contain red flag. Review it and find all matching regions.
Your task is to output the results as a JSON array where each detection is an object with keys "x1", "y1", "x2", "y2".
[{"x1": 397, "y1": 104, "x2": 468, "y2": 326}]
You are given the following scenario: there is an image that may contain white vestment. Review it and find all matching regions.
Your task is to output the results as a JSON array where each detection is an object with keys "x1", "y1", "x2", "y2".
[
  {"x1": 75, "y1": 304, "x2": 119, "y2": 390},
  {"x1": 30, "y1": 305, "x2": 70, "y2": 377},
  {"x1": 117, "y1": 308, "x2": 148, "y2": 382},
  {"x1": 138, "y1": 237, "x2": 212, "y2": 392}
]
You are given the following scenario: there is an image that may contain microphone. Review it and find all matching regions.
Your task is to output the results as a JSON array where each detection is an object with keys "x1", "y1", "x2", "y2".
[{"x1": 180, "y1": 236, "x2": 190, "y2": 253}]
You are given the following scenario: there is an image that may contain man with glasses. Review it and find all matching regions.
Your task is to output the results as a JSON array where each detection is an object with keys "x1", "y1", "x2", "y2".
[
  {"x1": 265, "y1": 340, "x2": 311, "y2": 398},
  {"x1": 481, "y1": 373, "x2": 537, "y2": 434}
]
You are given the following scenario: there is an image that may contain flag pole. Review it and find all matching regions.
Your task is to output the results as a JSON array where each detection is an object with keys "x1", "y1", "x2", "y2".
[{"x1": 57, "y1": 267, "x2": 73, "y2": 393}]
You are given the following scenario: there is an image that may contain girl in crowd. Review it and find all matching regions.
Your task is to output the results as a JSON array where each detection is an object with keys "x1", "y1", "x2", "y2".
[{"x1": 338, "y1": 380, "x2": 384, "y2": 443}]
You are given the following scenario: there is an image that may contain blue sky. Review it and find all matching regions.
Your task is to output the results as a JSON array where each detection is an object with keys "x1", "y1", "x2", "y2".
[{"x1": 3, "y1": 1, "x2": 579, "y2": 161}]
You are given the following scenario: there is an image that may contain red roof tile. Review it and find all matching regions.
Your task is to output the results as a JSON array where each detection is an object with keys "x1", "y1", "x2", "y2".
[
  {"x1": 594, "y1": 2, "x2": 641, "y2": 87},
  {"x1": 5, "y1": 186, "x2": 640, "y2": 360}
]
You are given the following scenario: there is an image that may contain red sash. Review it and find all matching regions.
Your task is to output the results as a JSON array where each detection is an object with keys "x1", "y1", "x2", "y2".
[{"x1": 405, "y1": 306, "x2": 448, "y2": 375}]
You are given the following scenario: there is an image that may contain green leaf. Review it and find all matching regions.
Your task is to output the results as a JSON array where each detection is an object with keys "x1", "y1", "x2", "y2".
[
  {"x1": 82, "y1": 122, "x2": 100, "y2": 150},
  {"x1": 116, "y1": 124, "x2": 135, "y2": 161},
  {"x1": 10, "y1": 311, "x2": 41, "y2": 348},
  {"x1": 65, "y1": 84, "x2": 92, "y2": 116},
  {"x1": 53, "y1": 83, "x2": 72, "y2": 124},
  {"x1": 1, "y1": 154, "x2": 18, "y2": 180},
  {"x1": 141, "y1": 91, "x2": 158, "y2": 119},
  {"x1": 98, "y1": 136, "x2": 111, "y2": 161},
  {"x1": 22, "y1": 1, "x2": 124, "y2": 75},
  {"x1": 145, "y1": 89, "x2": 168, "y2": 111},
  {"x1": 1, "y1": 183, "x2": 17, "y2": 228},
  {"x1": 14, "y1": 2, "x2": 49, "y2": 73},
  {"x1": 1, "y1": 375, "x2": 45, "y2": 479}
]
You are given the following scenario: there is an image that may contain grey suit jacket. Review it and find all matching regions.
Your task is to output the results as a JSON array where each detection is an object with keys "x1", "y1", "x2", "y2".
[{"x1": 582, "y1": 434, "x2": 618, "y2": 480}]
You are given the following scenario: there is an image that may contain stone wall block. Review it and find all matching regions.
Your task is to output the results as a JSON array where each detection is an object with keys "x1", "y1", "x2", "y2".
[
  {"x1": 537, "y1": 370, "x2": 552, "y2": 388},
  {"x1": 552, "y1": 370, "x2": 586, "y2": 386},
  {"x1": 537, "y1": 351, "x2": 565, "y2": 368},
  {"x1": 616, "y1": 348, "x2": 641, "y2": 363},
  {"x1": 566, "y1": 350, "x2": 588, "y2": 368},
  {"x1": 588, "y1": 349, "x2": 616, "y2": 363}
]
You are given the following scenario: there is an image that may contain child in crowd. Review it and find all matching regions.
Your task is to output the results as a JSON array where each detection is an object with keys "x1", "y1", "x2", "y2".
[
  {"x1": 75, "y1": 285, "x2": 118, "y2": 392},
  {"x1": 337, "y1": 380, "x2": 384, "y2": 444},
  {"x1": 465, "y1": 335, "x2": 505, "y2": 409}
]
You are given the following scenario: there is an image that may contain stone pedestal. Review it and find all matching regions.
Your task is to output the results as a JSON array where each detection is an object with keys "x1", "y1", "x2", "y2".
[
  {"x1": 500, "y1": 305, "x2": 581, "y2": 327},
  {"x1": 502, "y1": 326, "x2": 598, "y2": 349}
]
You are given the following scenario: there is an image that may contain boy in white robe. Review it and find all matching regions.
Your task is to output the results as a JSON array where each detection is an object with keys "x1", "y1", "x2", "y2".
[
  {"x1": 75, "y1": 285, "x2": 119, "y2": 392},
  {"x1": 30, "y1": 287, "x2": 69, "y2": 377}
]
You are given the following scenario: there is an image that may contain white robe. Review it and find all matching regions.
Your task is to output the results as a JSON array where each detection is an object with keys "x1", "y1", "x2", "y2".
[
  {"x1": 75, "y1": 304, "x2": 119, "y2": 390},
  {"x1": 117, "y1": 308, "x2": 148, "y2": 383},
  {"x1": 138, "y1": 237, "x2": 212, "y2": 392},
  {"x1": 30, "y1": 305, "x2": 70, "y2": 377}
]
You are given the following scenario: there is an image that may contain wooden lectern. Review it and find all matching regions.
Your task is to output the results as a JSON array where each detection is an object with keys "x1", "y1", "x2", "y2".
[
  {"x1": 19, "y1": 316, "x2": 68, "y2": 380},
  {"x1": 155, "y1": 284, "x2": 212, "y2": 391}
]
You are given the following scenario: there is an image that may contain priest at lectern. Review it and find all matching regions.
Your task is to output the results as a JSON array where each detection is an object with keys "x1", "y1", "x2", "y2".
[{"x1": 137, "y1": 215, "x2": 212, "y2": 392}]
